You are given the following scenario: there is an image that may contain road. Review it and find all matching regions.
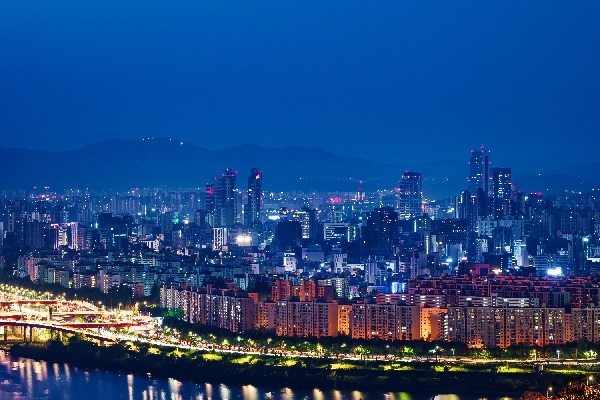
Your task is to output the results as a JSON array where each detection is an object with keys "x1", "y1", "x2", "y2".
[{"x1": 3, "y1": 286, "x2": 600, "y2": 366}]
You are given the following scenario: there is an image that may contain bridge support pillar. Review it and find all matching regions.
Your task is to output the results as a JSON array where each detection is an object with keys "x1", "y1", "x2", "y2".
[
  {"x1": 3, "y1": 327, "x2": 6, "y2": 342},
  {"x1": 29, "y1": 326, "x2": 33, "y2": 343},
  {"x1": 23, "y1": 326, "x2": 26, "y2": 343}
]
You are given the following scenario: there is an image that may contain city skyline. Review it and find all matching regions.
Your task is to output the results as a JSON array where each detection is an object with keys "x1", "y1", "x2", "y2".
[
  {"x1": 3, "y1": 1, "x2": 600, "y2": 397},
  {"x1": 0, "y1": 138, "x2": 598, "y2": 202}
]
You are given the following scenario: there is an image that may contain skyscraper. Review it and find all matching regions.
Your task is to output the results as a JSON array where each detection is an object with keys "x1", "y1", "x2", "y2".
[
  {"x1": 491, "y1": 167, "x2": 512, "y2": 217},
  {"x1": 246, "y1": 168, "x2": 262, "y2": 226},
  {"x1": 455, "y1": 189, "x2": 476, "y2": 231},
  {"x1": 364, "y1": 206, "x2": 399, "y2": 253},
  {"x1": 398, "y1": 171, "x2": 423, "y2": 220},
  {"x1": 468, "y1": 145, "x2": 490, "y2": 196},
  {"x1": 215, "y1": 169, "x2": 237, "y2": 227},
  {"x1": 205, "y1": 183, "x2": 216, "y2": 214}
]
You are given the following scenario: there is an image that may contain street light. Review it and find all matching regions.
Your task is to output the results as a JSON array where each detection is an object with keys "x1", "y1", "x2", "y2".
[
  {"x1": 556, "y1": 350, "x2": 561, "y2": 360},
  {"x1": 547, "y1": 386, "x2": 552, "y2": 398}
]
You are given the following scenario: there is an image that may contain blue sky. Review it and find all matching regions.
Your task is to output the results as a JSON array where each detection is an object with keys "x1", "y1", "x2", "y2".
[{"x1": 1, "y1": 1, "x2": 599, "y2": 170}]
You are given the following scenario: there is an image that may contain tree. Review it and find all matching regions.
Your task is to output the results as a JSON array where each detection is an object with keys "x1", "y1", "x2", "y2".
[{"x1": 165, "y1": 308, "x2": 184, "y2": 319}]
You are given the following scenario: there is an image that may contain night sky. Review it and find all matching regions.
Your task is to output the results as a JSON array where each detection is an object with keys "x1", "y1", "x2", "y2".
[{"x1": 1, "y1": 1, "x2": 599, "y2": 170}]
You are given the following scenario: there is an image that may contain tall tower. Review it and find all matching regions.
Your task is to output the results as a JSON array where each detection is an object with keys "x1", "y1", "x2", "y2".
[
  {"x1": 398, "y1": 171, "x2": 423, "y2": 220},
  {"x1": 246, "y1": 168, "x2": 262, "y2": 226},
  {"x1": 204, "y1": 183, "x2": 216, "y2": 227},
  {"x1": 215, "y1": 169, "x2": 237, "y2": 227},
  {"x1": 468, "y1": 145, "x2": 491, "y2": 217},
  {"x1": 491, "y1": 167, "x2": 512, "y2": 217},
  {"x1": 365, "y1": 207, "x2": 399, "y2": 252},
  {"x1": 468, "y1": 145, "x2": 491, "y2": 196},
  {"x1": 455, "y1": 190, "x2": 473, "y2": 220}
]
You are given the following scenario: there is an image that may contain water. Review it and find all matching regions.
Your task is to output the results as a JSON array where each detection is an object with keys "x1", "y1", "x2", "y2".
[{"x1": 0, "y1": 351, "x2": 515, "y2": 400}]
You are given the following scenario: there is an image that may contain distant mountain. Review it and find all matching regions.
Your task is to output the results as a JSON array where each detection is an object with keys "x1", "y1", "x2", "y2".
[
  {"x1": 0, "y1": 138, "x2": 404, "y2": 192},
  {"x1": 513, "y1": 174, "x2": 599, "y2": 196},
  {"x1": 513, "y1": 161, "x2": 600, "y2": 195},
  {"x1": 0, "y1": 139, "x2": 597, "y2": 199}
]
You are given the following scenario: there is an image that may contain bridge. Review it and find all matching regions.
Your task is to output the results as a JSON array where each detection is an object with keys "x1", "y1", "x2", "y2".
[
  {"x1": 0, "y1": 300, "x2": 74, "y2": 307},
  {"x1": 0, "y1": 319, "x2": 139, "y2": 344},
  {"x1": 0, "y1": 291, "x2": 156, "y2": 347},
  {"x1": 0, "y1": 299, "x2": 102, "y2": 312}
]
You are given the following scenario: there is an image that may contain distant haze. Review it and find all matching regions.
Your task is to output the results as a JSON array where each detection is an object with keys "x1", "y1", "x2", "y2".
[{"x1": 0, "y1": 139, "x2": 598, "y2": 199}]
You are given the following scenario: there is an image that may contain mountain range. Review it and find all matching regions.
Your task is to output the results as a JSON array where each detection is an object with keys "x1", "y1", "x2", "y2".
[{"x1": 1, "y1": 138, "x2": 598, "y2": 200}]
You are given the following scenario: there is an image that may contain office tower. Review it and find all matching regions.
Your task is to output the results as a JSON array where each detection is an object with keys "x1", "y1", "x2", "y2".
[
  {"x1": 491, "y1": 168, "x2": 511, "y2": 200},
  {"x1": 205, "y1": 183, "x2": 216, "y2": 213},
  {"x1": 204, "y1": 183, "x2": 216, "y2": 228},
  {"x1": 490, "y1": 167, "x2": 512, "y2": 217},
  {"x1": 455, "y1": 190, "x2": 474, "y2": 226},
  {"x1": 7, "y1": 200, "x2": 27, "y2": 250},
  {"x1": 275, "y1": 220, "x2": 302, "y2": 250},
  {"x1": 468, "y1": 145, "x2": 491, "y2": 195},
  {"x1": 215, "y1": 169, "x2": 237, "y2": 228},
  {"x1": 364, "y1": 206, "x2": 398, "y2": 253},
  {"x1": 246, "y1": 168, "x2": 262, "y2": 226},
  {"x1": 293, "y1": 206, "x2": 318, "y2": 241},
  {"x1": 398, "y1": 171, "x2": 422, "y2": 220}
]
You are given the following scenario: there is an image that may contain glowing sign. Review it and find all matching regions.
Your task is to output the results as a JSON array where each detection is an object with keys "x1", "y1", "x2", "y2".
[{"x1": 547, "y1": 267, "x2": 563, "y2": 277}]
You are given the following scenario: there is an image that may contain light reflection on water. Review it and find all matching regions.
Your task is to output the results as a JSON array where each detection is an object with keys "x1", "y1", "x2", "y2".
[{"x1": 0, "y1": 351, "x2": 514, "y2": 400}]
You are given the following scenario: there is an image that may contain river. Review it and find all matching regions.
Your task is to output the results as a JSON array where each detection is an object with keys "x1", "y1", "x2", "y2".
[{"x1": 0, "y1": 351, "x2": 516, "y2": 400}]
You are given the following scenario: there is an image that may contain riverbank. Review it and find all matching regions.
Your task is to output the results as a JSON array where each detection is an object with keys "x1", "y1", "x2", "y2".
[{"x1": 7, "y1": 338, "x2": 578, "y2": 397}]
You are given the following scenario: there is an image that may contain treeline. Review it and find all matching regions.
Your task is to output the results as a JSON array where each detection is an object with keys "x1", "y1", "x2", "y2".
[
  {"x1": 9, "y1": 337, "x2": 559, "y2": 395},
  {"x1": 163, "y1": 317, "x2": 600, "y2": 361}
]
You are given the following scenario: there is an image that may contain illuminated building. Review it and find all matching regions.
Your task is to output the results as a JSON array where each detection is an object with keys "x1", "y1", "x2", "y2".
[
  {"x1": 161, "y1": 285, "x2": 255, "y2": 333},
  {"x1": 255, "y1": 300, "x2": 277, "y2": 330},
  {"x1": 491, "y1": 167, "x2": 512, "y2": 217},
  {"x1": 398, "y1": 171, "x2": 423, "y2": 220},
  {"x1": 337, "y1": 303, "x2": 353, "y2": 336},
  {"x1": 467, "y1": 145, "x2": 490, "y2": 197},
  {"x1": 468, "y1": 145, "x2": 491, "y2": 218},
  {"x1": 447, "y1": 307, "x2": 567, "y2": 348},
  {"x1": 246, "y1": 168, "x2": 262, "y2": 226},
  {"x1": 419, "y1": 307, "x2": 447, "y2": 341},
  {"x1": 215, "y1": 169, "x2": 237, "y2": 227},
  {"x1": 275, "y1": 298, "x2": 338, "y2": 338},
  {"x1": 350, "y1": 301, "x2": 420, "y2": 341}
]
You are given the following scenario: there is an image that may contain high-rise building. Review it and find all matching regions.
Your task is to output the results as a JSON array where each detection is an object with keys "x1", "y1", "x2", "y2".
[
  {"x1": 455, "y1": 190, "x2": 475, "y2": 225},
  {"x1": 205, "y1": 183, "x2": 216, "y2": 214},
  {"x1": 215, "y1": 169, "x2": 237, "y2": 227},
  {"x1": 246, "y1": 168, "x2": 262, "y2": 226},
  {"x1": 293, "y1": 207, "x2": 318, "y2": 241},
  {"x1": 491, "y1": 168, "x2": 511, "y2": 200},
  {"x1": 364, "y1": 206, "x2": 398, "y2": 253},
  {"x1": 491, "y1": 167, "x2": 512, "y2": 217},
  {"x1": 7, "y1": 200, "x2": 27, "y2": 250},
  {"x1": 398, "y1": 171, "x2": 422, "y2": 220},
  {"x1": 467, "y1": 145, "x2": 491, "y2": 196}
]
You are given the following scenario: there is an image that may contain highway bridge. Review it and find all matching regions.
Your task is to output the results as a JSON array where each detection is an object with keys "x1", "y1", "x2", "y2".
[{"x1": 0, "y1": 319, "x2": 139, "y2": 344}]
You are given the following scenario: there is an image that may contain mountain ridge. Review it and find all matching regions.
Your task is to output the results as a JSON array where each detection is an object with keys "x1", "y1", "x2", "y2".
[{"x1": 1, "y1": 139, "x2": 598, "y2": 199}]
